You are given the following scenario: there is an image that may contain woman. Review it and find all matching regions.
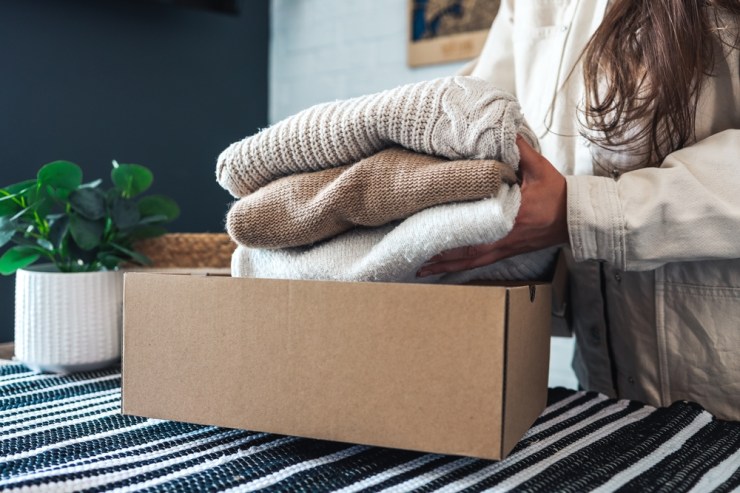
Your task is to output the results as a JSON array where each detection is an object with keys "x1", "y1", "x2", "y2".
[{"x1": 420, "y1": 0, "x2": 740, "y2": 420}]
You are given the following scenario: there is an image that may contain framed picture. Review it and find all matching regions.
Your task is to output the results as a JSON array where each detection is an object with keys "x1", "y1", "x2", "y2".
[{"x1": 408, "y1": 0, "x2": 500, "y2": 67}]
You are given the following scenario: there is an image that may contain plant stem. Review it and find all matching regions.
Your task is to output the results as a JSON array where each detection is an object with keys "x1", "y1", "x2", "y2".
[
  {"x1": 0, "y1": 190, "x2": 25, "y2": 207},
  {"x1": 33, "y1": 211, "x2": 48, "y2": 236}
]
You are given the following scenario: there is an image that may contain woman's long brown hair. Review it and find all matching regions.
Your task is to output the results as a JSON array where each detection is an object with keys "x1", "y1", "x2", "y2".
[{"x1": 581, "y1": 0, "x2": 739, "y2": 166}]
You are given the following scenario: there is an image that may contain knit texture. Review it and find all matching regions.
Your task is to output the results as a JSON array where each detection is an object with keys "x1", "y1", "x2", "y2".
[
  {"x1": 232, "y1": 185, "x2": 558, "y2": 283},
  {"x1": 227, "y1": 147, "x2": 518, "y2": 249},
  {"x1": 217, "y1": 76, "x2": 538, "y2": 197}
]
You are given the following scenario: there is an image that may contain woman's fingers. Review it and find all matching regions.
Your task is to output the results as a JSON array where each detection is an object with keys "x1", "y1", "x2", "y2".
[
  {"x1": 416, "y1": 134, "x2": 568, "y2": 278},
  {"x1": 426, "y1": 243, "x2": 497, "y2": 263},
  {"x1": 418, "y1": 249, "x2": 503, "y2": 277},
  {"x1": 516, "y1": 135, "x2": 543, "y2": 179},
  {"x1": 418, "y1": 245, "x2": 511, "y2": 277}
]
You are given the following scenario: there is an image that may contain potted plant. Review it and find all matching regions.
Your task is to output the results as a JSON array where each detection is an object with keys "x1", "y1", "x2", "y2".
[{"x1": 0, "y1": 160, "x2": 179, "y2": 372}]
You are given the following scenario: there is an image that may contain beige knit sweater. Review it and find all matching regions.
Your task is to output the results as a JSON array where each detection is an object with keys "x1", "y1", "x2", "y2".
[
  {"x1": 217, "y1": 76, "x2": 537, "y2": 197},
  {"x1": 227, "y1": 147, "x2": 517, "y2": 249}
]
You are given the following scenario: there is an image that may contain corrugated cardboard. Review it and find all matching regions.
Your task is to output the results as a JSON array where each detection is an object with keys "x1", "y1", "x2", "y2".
[{"x1": 122, "y1": 273, "x2": 550, "y2": 460}]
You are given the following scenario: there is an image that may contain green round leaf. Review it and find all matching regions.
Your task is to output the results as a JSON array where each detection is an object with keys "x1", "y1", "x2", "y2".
[
  {"x1": 0, "y1": 179, "x2": 36, "y2": 216},
  {"x1": 0, "y1": 218, "x2": 16, "y2": 249},
  {"x1": 69, "y1": 214, "x2": 104, "y2": 251},
  {"x1": 69, "y1": 188, "x2": 106, "y2": 220},
  {"x1": 4, "y1": 179, "x2": 37, "y2": 195},
  {"x1": 36, "y1": 237, "x2": 54, "y2": 251},
  {"x1": 0, "y1": 246, "x2": 41, "y2": 275},
  {"x1": 128, "y1": 225, "x2": 167, "y2": 241},
  {"x1": 111, "y1": 197, "x2": 141, "y2": 229},
  {"x1": 14, "y1": 185, "x2": 54, "y2": 219},
  {"x1": 97, "y1": 253, "x2": 127, "y2": 270},
  {"x1": 67, "y1": 235, "x2": 98, "y2": 264},
  {"x1": 9, "y1": 206, "x2": 33, "y2": 223},
  {"x1": 25, "y1": 183, "x2": 49, "y2": 205},
  {"x1": 0, "y1": 232, "x2": 14, "y2": 249},
  {"x1": 137, "y1": 195, "x2": 180, "y2": 222},
  {"x1": 0, "y1": 195, "x2": 21, "y2": 216},
  {"x1": 48, "y1": 184, "x2": 71, "y2": 201},
  {"x1": 111, "y1": 242, "x2": 152, "y2": 266},
  {"x1": 49, "y1": 216, "x2": 70, "y2": 249},
  {"x1": 128, "y1": 223, "x2": 167, "y2": 241},
  {"x1": 31, "y1": 196, "x2": 54, "y2": 218},
  {"x1": 111, "y1": 163, "x2": 153, "y2": 198},
  {"x1": 38, "y1": 161, "x2": 83, "y2": 191}
]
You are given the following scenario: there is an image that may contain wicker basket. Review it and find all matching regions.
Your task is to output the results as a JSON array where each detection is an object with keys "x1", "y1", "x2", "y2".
[{"x1": 133, "y1": 233, "x2": 236, "y2": 269}]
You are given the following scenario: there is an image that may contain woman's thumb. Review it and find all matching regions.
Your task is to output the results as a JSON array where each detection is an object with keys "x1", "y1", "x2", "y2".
[{"x1": 516, "y1": 134, "x2": 542, "y2": 178}]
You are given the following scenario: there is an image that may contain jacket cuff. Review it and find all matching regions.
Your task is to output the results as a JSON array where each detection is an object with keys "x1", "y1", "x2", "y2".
[{"x1": 565, "y1": 175, "x2": 626, "y2": 269}]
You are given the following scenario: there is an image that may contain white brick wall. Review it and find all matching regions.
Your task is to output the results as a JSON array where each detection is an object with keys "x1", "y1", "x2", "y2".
[
  {"x1": 269, "y1": 0, "x2": 578, "y2": 389},
  {"x1": 269, "y1": 0, "x2": 467, "y2": 123}
]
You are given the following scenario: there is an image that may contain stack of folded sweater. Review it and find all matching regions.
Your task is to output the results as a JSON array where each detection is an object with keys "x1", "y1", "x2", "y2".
[{"x1": 216, "y1": 76, "x2": 557, "y2": 283}]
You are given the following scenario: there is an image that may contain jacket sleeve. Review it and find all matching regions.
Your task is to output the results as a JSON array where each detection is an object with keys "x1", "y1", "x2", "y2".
[
  {"x1": 566, "y1": 129, "x2": 740, "y2": 271},
  {"x1": 469, "y1": 0, "x2": 516, "y2": 94},
  {"x1": 455, "y1": 57, "x2": 478, "y2": 76}
]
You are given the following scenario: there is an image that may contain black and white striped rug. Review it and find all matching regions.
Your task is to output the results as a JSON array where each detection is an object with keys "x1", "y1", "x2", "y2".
[{"x1": 1, "y1": 363, "x2": 739, "y2": 492}]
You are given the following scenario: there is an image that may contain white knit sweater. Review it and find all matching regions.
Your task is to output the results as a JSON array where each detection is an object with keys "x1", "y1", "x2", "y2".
[
  {"x1": 232, "y1": 185, "x2": 557, "y2": 283},
  {"x1": 217, "y1": 76, "x2": 538, "y2": 197}
]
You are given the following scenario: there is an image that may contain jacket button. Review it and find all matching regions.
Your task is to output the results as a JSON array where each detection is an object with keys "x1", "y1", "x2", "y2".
[
  {"x1": 611, "y1": 168, "x2": 621, "y2": 179},
  {"x1": 628, "y1": 376, "x2": 635, "y2": 384},
  {"x1": 614, "y1": 272, "x2": 622, "y2": 282}
]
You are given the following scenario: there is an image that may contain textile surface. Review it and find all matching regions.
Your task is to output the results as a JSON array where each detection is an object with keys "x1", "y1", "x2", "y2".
[
  {"x1": 231, "y1": 186, "x2": 557, "y2": 283},
  {"x1": 227, "y1": 147, "x2": 517, "y2": 249},
  {"x1": 2, "y1": 363, "x2": 739, "y2": 492},
  {"x1": 219, "y1": 76, "x2": 551, "y2": 282},
  {"x1": 216, "y1": 76, "x2": 538, "y2": 197}
]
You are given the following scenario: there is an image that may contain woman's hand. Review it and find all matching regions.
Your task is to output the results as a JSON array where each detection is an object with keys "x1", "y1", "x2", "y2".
[{"x1": 417, "y1": 136, "x2": 569, "y2": 277}]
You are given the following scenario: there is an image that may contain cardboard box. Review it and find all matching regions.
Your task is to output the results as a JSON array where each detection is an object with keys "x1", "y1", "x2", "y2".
[{"x1": 122, "y1": 273, "x2": 551, "y2": 460}]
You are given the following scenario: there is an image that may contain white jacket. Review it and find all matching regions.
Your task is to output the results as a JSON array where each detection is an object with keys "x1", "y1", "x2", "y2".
[{"x1": 470, "y1": 0, "x2": 740, "y2": 419}]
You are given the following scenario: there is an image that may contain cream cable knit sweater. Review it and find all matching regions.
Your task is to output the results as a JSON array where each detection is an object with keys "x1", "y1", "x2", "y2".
[{"x1": 217, "y1": 76, "x2": 538, "y2": 197}]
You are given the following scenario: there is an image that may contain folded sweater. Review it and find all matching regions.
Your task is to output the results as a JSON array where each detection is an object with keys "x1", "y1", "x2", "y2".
[
  {"x1": 217, "y1": 76, "x2": 538, "y2": 197},
  {"x1": 232, "y1": 185, "x2": 558, "y2": 283},
  {"x1": 227, "y1": 147, "x2": 518, "y2": 249}
]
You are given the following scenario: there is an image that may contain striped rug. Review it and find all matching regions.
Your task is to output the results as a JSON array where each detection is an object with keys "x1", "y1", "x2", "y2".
[{"x1": 1, "y1": 363, "x2": 739, "y2": 492}]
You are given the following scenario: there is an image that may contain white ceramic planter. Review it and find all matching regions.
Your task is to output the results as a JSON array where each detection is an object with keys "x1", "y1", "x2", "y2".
[{"x1": 14, "y1": 265, "x2": 123, "y2": 373}]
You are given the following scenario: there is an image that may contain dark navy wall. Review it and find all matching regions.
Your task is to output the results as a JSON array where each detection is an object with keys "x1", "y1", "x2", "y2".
[{"x1": 0, "y1": 0, "x2": 269, "y2": 342}]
